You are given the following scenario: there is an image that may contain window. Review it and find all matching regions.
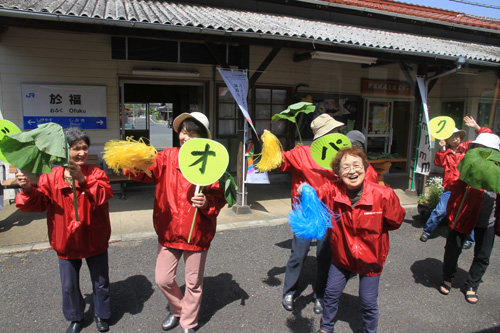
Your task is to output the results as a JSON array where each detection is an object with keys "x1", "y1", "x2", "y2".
[
  {"x1": 216, "y1": 85, "x2": 289, "y2": 138},
  {"x1": 477, "y1": 102, "x2": 500, "y2": 134},
  {"x1": 217, "y1": 87, "x2": 239, "y2": 136}
]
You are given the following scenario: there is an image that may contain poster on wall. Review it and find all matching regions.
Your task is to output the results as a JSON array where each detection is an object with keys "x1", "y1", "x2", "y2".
[{"x1": 21, "y1": 84, "x2": 107, "y2": 129}]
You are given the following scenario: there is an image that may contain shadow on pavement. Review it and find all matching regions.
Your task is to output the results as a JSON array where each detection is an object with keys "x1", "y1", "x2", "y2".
[
  {"x1": 198, "y1": 272, "x2": 249, "y2": 329},
  {"x1": 83, "y1": 274, "x2": 154, "y2": 326}
]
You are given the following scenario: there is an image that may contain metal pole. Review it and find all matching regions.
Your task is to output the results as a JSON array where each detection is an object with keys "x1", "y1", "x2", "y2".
[{"x1": 242, "y1": 120, "x2": 248, "y2": 206}]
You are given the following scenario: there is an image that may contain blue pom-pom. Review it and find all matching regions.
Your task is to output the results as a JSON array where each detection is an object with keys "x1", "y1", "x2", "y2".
[{"x1": 288, "y1": 184, "x2": 333, "y2": 241}]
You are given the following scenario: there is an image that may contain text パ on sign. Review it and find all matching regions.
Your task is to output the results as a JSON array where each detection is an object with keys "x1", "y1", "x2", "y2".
[{"x1": 310, "y1": 133, "x2": 352, "y2": 169}]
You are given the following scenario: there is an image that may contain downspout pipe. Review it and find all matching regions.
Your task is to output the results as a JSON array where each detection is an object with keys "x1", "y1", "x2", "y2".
[{"x1": 425, "y1": 57, "x2": 467, "y2": 85}]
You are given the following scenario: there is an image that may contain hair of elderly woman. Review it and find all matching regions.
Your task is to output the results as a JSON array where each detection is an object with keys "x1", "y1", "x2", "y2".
[
  {"x1": 331, "y1": 147, "x2": 369, "y2": 175},
  {"x1": 64, "y1": 127, "x2": 90, "y2": 147}
]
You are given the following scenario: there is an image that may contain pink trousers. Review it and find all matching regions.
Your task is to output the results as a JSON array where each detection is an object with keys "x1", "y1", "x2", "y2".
[{"x1": 155, "y1": 244, "x2": 208, "y2": 330}]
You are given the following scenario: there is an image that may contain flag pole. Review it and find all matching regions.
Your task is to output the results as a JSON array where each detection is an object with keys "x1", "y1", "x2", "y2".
[{"x1": 242, "y1": 120, "x2": 248, "y2": 206}]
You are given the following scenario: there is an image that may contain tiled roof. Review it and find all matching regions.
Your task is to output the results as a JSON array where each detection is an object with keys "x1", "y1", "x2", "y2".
[
  {"x1": 0, "y1": 0, "x2": 499, "y2": 65},
  {"x1": 323, "y1": 0, "x2": 500, "y2": 30}
]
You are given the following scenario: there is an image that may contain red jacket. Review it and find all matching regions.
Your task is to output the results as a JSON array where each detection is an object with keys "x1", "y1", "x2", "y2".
[
  {"x1": 446, "y1": 180, "x2": 486, "y2": 235},
  {"x1": 278, "y1": 145, "x2": 379, "y2": 203},
  {"x1": 434, "y1": 127, "x2": 491, "y2": 190},
  {"x1": 16, "y1": 165, "x2": 113, "y2": 260},
  {"x1": 125, "y1": 147, "x2": 226, "y2": 251},
  {"x1": 318, "y1": 181, "x2": 405, "y2": 276}
]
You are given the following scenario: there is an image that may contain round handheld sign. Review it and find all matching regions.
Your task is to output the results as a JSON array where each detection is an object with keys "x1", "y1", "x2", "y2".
[
  {"x1": 0, "y1": 120, "x2": 21, "y2": 164},
  {"x1": 178, "y1": 138, "x2": 229, "y2": 186},
  {"x1": 310, "y1": 133, "x2": 352, "y2": 169},
  {"x1": 428, "y1": 116, "x2": 455, "y2": 140}
]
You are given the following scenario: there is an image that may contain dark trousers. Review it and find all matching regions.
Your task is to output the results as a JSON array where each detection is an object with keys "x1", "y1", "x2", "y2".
[
  {"x1": 58, "y1": 250, "x2": 111, "y2": 321},
  {"x1": 321, "y1": 263, "x2": 380, "y2": 333},
  {"x1": 282, "y1": 233, "x2": 331, "y2": 299},
  {"x1": 443, "y1": 226, "x2": 495, "y2": 290}
]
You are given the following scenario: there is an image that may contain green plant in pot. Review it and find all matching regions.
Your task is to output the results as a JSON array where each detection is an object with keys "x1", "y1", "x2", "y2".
[{"x1": 417, "y1": 177, "x2": 444, "y2": 219}]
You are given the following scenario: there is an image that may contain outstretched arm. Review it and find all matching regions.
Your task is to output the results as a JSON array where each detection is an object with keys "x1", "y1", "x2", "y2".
[{"x1": 464, "y1": 116, "x2": 480, "y2": 131}]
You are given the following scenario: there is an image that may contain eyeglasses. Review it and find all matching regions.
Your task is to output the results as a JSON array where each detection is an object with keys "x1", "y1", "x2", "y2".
[{"x1": 340, "y1": 164, "x2": 363, "y2": 173}]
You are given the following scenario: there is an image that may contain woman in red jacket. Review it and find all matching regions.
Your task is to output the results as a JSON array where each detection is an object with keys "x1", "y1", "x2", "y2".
[
  {"x1": 313, "y1": 147, "x2": 405, "y2": 333},
  {"x1": 441, "y1": 132, "x2": 500, "y2": 304},
  {"x1": 124, "y1": 112, "x2": 226, "y2": 333},
  {"x1": 16, "y1": 127, "x2": 113, "y2": 333}
]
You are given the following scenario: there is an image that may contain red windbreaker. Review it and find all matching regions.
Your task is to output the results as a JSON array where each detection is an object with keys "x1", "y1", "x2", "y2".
[
  {"x1": 278, "y1": 145, "x2": 379, "y2": 203},
  {"x1": 446, "y1": 180, "x2": 486, "y2": 235},
  {"x1": 16, "y1": 165, "x2": 113, "y2": 260},
  {"x1": 124, "y1": 148, "x2": 226, "y2": 251},
  {"x1": 434, "y1": 127, "x2": 491, "y2": 190},
  {"x1": 318, "y1": 181, "x2": 405, "y2": 276}
]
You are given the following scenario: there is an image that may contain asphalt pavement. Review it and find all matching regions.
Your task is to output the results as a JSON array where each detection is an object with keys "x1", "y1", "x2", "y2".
[{"x1": 1, "y1": 177, "x2": 500, "y2": 332}]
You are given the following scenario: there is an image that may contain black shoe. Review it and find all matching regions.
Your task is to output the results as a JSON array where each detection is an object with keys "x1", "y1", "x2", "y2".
[
  {"x1": 282, "y1": 294, "x2": 293, "y2": 311},
  {"x1": 94, "y1": 316, "x2": 109, "y2": 332},
  {"x1": 313, "y1": 298, "x2": 323, "y2": 314},
  {"x1": 463, "y1": 240, "x2": 473, "y2": 250},
  {"x1": 420, "y1": 232, "x2": 429, "y2": 242},
  {"x1": 181, "y1": 328, "x2": 196, "y2": 333},
  {"x1": 161, "y1": 313, "x2": 179, "y2": 331},
  {"x1": 66, "y1": 321, "x2": 83, "y2": 333}
]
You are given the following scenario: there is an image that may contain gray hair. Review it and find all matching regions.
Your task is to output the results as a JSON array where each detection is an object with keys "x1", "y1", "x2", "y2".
[{"x1": 64, "y1": 127, "x2": 90, "y2": 147}]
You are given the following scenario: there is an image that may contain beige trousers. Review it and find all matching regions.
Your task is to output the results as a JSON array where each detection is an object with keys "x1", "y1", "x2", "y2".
[{"x1": 155, "y1": 244, "x2": 208, "y2": 330}]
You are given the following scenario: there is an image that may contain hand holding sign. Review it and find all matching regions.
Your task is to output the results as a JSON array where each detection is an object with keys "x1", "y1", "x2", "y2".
[
  {"x1": 428, "y1": 116, "x2": 455, "y2": 140},
  {"x1": 179, "y1": 138, "x2": 229, "y2": 243},
  {"x1": 310, "y1": 133, "x2": 352, "y2": 169}
]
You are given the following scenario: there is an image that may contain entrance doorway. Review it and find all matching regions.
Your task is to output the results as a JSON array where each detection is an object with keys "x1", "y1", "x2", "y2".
[
  {"x1": 363, "y1": 98, "x2": 412, "y2": 171},
  {"x1": 120, "y1": 81, "x2": 206, "y2": 150}
]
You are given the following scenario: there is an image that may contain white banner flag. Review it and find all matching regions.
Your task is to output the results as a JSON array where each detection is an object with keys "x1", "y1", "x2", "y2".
[
  {"x1": 217, "y1": 68, "x2": 256, "y2": 134},
  {"x1": 415, "y1": 76, "x2": 431, "y2": 175}
]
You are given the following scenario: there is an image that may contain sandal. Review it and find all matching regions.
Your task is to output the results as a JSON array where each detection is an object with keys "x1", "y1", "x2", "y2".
[
  {"x1": 465, "y1": 287, "x2": 479, "y2": 304},
  {"x1": 439, "y1": 281, "x2": 452, "y2": 295}
]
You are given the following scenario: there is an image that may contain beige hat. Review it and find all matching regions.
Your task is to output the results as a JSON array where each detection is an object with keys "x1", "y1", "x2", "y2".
[
  {"x1": 311, "y1": 114, "x2": 344, "y2": 140},
  {"x1": 447, "y1": 128, "x2": 466, "y2": 141},
  {"x1": 173, "y1": 112, "x2": 211, "y2": 139}
]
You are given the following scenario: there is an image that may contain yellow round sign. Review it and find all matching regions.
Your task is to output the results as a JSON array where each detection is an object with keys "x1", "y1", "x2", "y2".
[
  {"x1": 0, "y1": 120, "x2": 21, "y2": 164},
  {"x1": 179, "y1": 138, "x2": 229, "y2": 186},
  {"x1": 310, "y1": 133, "x2": 352, "y2": 169},
  {"x1": 429, "y1": 116, "x2": 455, "y2": 140}
]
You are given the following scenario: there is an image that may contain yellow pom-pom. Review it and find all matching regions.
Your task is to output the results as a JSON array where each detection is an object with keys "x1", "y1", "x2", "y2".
[
  {"x1": 255, "y1": 130, "x2": 283, "y2": 172},
  {"x1": 102, "y1": 137, "x2": 157, "y2": 177}
]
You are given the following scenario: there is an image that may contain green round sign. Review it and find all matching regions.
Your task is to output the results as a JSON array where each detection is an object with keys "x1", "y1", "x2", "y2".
[
  {"x1": 0, "y1": 120, "x2": 21, "y2": 164},
  {"x1": 429, "y1": 116, "x2": 455, "y2": 140},
  {"x1": 179, "y1": 138, "x2": 229, "y2": 186},
  {"x1": 310, "y1": 133, "x2": 352, "y2": 169}
]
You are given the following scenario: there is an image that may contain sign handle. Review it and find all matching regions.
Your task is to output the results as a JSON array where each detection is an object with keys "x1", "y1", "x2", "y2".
[{"x1": 187, "y1": 185, "x2": 204, "y2": 243}]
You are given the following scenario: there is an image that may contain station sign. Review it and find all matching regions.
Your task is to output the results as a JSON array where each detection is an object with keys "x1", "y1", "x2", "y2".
[{"x1": 21, "y1": 84, "x2": 107, "y2": 129}]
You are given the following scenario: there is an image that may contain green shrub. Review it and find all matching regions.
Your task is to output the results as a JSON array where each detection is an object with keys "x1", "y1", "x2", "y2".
[{"x1": 417, "y1": 177, "x2": 444, "y2": 209}]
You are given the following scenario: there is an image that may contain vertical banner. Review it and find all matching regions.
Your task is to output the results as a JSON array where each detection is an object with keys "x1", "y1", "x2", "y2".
[
  {"x1": 415, "y1": 76, "x2": 431, "y2": 175},
  {"x1": 217, "y1": 68, "x2": 257, "y2": 135}
]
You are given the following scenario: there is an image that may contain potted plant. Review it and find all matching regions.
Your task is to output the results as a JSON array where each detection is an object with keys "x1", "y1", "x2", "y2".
[{"x1": 417, "y1": 176, "x2": 444, "y2": 221}]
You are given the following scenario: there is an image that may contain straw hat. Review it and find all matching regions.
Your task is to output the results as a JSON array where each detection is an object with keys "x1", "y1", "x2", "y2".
[
  {"x1": 469, "y1": 133, "x2": 500, "y2": 151},
  {"x1": 173, "y1": 112, "x2": 211, "y2": 139},
  {"x1": 448, "y1": 128, "x2": 466, "y2": 141},
  {"x1": 311, "y1": 114, "x2": 344, "y2": 140}
]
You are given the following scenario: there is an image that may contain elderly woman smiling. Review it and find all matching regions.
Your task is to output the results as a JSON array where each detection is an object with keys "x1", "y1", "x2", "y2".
[{"x1": 303, "y1": 147, "x2": 405, "y2": 333}]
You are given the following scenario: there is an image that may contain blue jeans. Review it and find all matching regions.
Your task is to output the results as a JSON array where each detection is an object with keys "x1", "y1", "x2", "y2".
[{"x1": 422, "y1": 190, "x2": 450, "y2": 236}]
